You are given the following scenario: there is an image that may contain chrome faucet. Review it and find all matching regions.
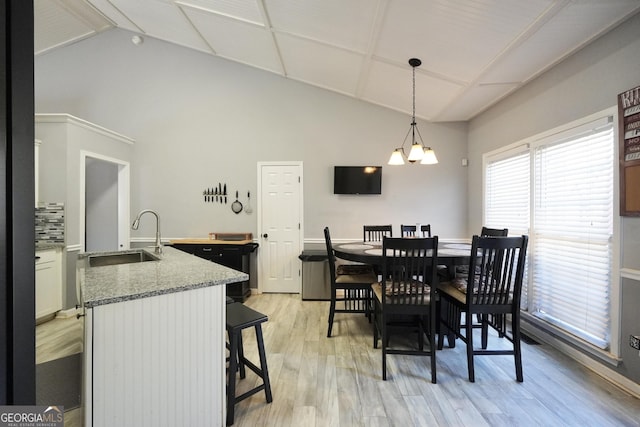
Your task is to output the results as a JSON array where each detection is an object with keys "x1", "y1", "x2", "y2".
[{"x1": 132, "y1": 209, "x2": 163, "y2": 254}]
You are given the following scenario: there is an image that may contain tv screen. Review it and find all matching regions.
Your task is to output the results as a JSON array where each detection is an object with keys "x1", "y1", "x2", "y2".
[{"x1": 333, "y1": 166, "x2": 382, "y2": 195}]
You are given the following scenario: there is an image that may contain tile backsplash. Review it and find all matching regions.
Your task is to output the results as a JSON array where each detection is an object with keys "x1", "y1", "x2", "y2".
[{"x1": 35, "y1": 202, "x2": 65, "y2": 244}]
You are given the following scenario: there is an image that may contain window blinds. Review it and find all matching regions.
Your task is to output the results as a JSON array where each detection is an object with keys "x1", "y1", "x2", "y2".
[
  {"x1": 531, "y1": 126, "x2": 613, "y2": 349},
  {"x1": 485, "y1": 150, "x2": 530, "y2": 236},
  {"x1": 483, "y1": 121, "x2": 614, "y2": 349}
]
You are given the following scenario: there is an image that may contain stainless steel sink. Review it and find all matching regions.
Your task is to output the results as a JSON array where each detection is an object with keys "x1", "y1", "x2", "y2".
[{"x1": 87, "y1": 249, "x2": 160, "y2": 267}]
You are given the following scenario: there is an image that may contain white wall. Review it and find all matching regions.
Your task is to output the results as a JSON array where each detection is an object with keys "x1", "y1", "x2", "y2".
[{"x1": 35, "y1": 28, "x2": 468, "y2": 242}]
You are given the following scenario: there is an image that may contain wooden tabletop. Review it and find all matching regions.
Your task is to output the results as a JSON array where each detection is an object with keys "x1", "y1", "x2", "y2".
[{"x1": 333, "y1": 240, "x2": 472, "y2": 266}]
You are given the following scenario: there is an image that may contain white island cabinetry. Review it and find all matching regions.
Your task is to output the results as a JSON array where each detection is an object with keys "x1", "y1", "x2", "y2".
[{"x1": 79, "y1": 246, "x2": 247, "y2": 427}]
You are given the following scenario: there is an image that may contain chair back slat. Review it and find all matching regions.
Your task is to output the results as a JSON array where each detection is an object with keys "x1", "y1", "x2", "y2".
[
  {"x1": 466, "y1": 235, "x2": 528, "y2": 310},
  {"x1": 381, "y1": 237, "x2": 438, "y2": 306},
  {"x1": 400, "y1": 224, "x2": 432, "y2": 238},
  {"x1": 363, "y1": 224, "x2": 393, "y2": 242}
]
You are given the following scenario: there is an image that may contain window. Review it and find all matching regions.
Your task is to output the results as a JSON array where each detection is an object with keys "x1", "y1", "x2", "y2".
[
  {"x1": 485, "y1": 150, "x2": 530, "y2": 307},
  {"x1": 484, "y1": 117, "x2": 614, "y2": 350}
]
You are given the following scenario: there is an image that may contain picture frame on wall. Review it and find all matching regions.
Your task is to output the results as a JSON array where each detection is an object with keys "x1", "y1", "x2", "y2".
[{"x1": 618, "y1": 84, "x2": 640, "y2": 216}]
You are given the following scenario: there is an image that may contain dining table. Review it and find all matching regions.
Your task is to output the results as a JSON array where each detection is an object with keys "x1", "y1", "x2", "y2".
[{"x1": 333, "y1": 239, "x2": 474, "y2": 348}]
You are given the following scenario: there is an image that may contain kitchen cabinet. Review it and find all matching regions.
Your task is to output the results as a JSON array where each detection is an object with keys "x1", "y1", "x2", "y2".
[
  {"x1": 171, "y1": 240, "x2": 258, "y2": 302},
  {"x1": 35, "y1": 248, "x2": 62, "y2": 320}
]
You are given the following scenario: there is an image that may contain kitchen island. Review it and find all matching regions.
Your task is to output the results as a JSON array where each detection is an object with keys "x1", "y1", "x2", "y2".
[{"x1": 78, "y1": 246, "x2": 247, "y2": 427}]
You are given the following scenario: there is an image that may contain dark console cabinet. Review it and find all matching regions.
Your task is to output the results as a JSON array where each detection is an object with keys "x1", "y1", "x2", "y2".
[{"x1": 171, "y1": 242, "x2": 258, "y2": 302}]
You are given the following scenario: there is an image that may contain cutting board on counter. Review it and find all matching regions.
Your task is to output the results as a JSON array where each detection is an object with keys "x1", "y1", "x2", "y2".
[{"x1": 170, "y1": 233, "x2": 253, "y2": 245}]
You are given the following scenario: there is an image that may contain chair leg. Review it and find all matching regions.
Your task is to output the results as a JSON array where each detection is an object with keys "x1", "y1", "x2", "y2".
[
  {"x1": 372, "y1": 299, "x2": 379, "y2": 349},
  {"x1": 430, "y1": 330, "x2": 437, "y2": 385},
  {"x1": 481, "y1": 314, "x2": 489, "y2": 350},
  {"x1": 381, "y1": 311, "x2": 387, "y2": 381},
  {"x1": 512, "y1": 316, "x2": 524, "y2": 382},
  {"x1": 514, "y1": 339, "x2": 524, "y2": 382},
  {"x1": 254, "y1": 324, "x2": 273, "y2": 402},
  {"x1": 437, "y1": 328, "x2": 445, "y2": 350},
  {"x1": 227, "y1": 330, "x2": 239, "y2": 426},
  {"x1": 423, "y1": 314, "x2": 437, "y2": 384},
  {"x1": 235, "y1": 331, "x2": 245, "y2": 379},
  {"x1": 437, "y1": 304, "x2": 449, "y2": 350},
  {"x1": 327, "y1": 293, "x2": 336, "y2": 337},
  {"x1": 437, "y1": 299, "x2": 458, "y2": 349},
  {"x1": 466, "y1": 318, "x2": 475, "y2": 382}
]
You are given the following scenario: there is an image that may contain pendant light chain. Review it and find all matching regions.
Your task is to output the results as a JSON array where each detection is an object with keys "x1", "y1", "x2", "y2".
[
  {"x1": 412, "y1": 62, "x2": 416, "y2": 125},
  {"x1": 388, "y1": 57, "x2": 438, "y2": 165},
  {"x1": 411, "y1": 62, "x2": 417, "y2": 142}
]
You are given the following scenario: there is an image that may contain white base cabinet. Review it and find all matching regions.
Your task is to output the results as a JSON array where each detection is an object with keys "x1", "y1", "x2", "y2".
[
  {"x1": 35, "y1": 248, "x2": 62, "y2": 319},
  {"x1": 84, "y1": 285, "x2": 226, "y2": 427}
]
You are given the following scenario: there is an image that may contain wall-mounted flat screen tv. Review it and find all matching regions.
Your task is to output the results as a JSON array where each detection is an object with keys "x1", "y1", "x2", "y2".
[{"x1": 333, "y1": 166, "x2": 382, "y2": 195}]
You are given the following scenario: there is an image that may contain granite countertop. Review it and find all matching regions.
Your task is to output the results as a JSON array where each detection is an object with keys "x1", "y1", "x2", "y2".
[{"x1": 78, "y1": 246, "x2": 248, "y2": 308}]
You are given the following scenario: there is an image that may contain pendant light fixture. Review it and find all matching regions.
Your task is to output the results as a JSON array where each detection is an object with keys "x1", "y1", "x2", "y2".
[{"x1": 388, "y1": 58, "x2": 438, "y2": 165}]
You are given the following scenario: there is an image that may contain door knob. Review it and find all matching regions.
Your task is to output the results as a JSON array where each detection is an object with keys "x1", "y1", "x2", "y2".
[{"x1": 263, "y1": 233, "x2": 268, "y2": 239}]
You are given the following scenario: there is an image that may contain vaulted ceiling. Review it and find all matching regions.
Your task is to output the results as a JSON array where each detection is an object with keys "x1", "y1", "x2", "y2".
[{"x1": 34, "y1": 0, "x2": 640, "y2": 122}]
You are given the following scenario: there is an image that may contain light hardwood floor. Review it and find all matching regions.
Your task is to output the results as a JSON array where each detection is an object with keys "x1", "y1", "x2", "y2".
[
  {"x1": 36, "y1": 314, "x2": 83, "y2": 427},
  {"x1": 234, "y1": 293, "x2": 640, "y2": 427},
  {"x1": 37, "y1": 294, "x2": 640, "y2": 426}
]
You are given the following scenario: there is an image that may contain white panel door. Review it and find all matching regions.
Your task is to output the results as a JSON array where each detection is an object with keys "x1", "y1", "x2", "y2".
[{"x1": 259, "y1": 162, "x2": 303, "y2": 293}]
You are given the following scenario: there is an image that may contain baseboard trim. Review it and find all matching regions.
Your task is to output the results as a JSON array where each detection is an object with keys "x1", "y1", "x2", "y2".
[{"x1": 56, "y1": 307, "x2": 82, "y2": 319}]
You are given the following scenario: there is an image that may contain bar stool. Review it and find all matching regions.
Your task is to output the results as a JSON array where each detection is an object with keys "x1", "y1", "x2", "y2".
[{"x1": 226, "y1": 302, "x2": 272, "y2": 426}]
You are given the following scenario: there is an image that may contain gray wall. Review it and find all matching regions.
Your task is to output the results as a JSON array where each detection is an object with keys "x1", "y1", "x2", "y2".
[
  {"x1": 36, "y1": 118, "x2": 133, "y2": 246},
  {"x1": 85, "y1": 158, "x2": 119, "y2": 252},
  {"x1": 35, "y1": 29, "x2": 468, "y2": 243},
  {"x1": 467, "y1": 13, "x2": 640, "y2": 383}
]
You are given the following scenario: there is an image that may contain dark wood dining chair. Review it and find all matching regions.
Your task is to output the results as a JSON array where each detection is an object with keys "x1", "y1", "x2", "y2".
[
  {"x1": 363, "y1": 225, "x2": 393, "y2": 242},
  {"x1": 324, "y1": 227, "x2": 378, "y2": 337},
  {"x1": 481, "y1": 226, "x2": 509, "y2": 237},
  {"x1": 371, "y1": 236, "x2": 439, "y2": 383},
  {"x1": 454, "y1": 226, "x2": 511, "y2": 329},
  {"x1": 454, "y1": 226, "x2": 509, "y2": 279},
  {"x1": 438, "y1": 235, "x2": 528, "y2": 382},
  {"x1": 400, "y1": 224, "x2": 432, "y2": 237},
  {"x1": 478, "y1": 227, "x2": 509, "y2": 329}
]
